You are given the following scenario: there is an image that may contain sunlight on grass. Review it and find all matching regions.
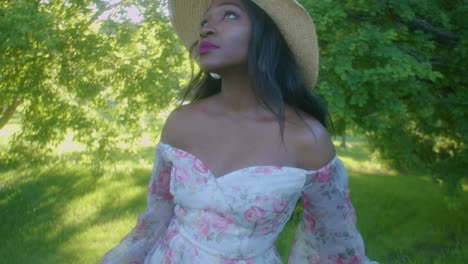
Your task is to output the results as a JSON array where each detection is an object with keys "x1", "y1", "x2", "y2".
[
  {"x1": 333, "y1": 136, "x2": 397, "y2": 175},
  {"x1": 0, "y1": 119, "x2": 20, "y2": 146},
  {"x1": 56, "y1": 132, "x2": 86, "y2": 153},
  {"x1": 1, "y1": 125, "x2": 467, "y2": 263}
]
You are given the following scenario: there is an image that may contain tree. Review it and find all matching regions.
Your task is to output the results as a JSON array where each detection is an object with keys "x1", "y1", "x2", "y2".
[
  {"x1": 300, "y1": 0, "x2": 467, "y2": 192},
  {"x1": 0, "y1": 0, "x2": 186, "y2": 162}
]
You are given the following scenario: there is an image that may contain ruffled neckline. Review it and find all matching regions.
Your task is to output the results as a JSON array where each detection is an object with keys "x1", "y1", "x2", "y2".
[{"x1": 158, "y1": 141, "x2": 338, "y2": 180}]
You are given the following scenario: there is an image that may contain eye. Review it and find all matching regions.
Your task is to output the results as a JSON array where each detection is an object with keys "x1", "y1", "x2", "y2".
[
  {"x1": 200, "y1": 19, "x2": 208, "y2": 27},
  {"x1": 224, "y1": 11, "x2": 238, "y2": 20}
]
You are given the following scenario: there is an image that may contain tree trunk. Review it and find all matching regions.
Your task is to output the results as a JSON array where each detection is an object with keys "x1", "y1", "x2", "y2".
[
  {"x1": 340, "y1": 134, "x2": 347, "y2": 149},
  {"x1": 0, "y1": 100, "x2": 21, "y2": 130}
]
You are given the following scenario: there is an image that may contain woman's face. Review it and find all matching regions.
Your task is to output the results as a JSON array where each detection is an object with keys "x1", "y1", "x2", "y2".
[{"x1": 197, "y1": 0, "x2": 252, "y2": 73}]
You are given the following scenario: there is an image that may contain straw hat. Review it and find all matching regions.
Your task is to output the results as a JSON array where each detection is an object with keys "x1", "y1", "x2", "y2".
[{"x1": 168, "y1": 0, "x2": 319, "y2": 88}]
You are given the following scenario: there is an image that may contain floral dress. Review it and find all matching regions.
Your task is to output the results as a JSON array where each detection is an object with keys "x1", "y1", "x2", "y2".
[{"x1": 100, "y1": 142, "x2": 378, "y2": 264}]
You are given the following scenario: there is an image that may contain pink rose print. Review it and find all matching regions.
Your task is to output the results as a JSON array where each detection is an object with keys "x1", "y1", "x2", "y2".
[
  {"x1": 254, "y1": 195, "x2": 269, "y2": 202},
  {"x1": 255, "y1": 218, "x2": 277, "y2": 235},
  {"x1": 313, "y1": 164, "x2": 332, "y2": 183},
  {"x1": 307, "y1": 254, "x2": 322, "y2": 264},
  {"x1": 203, "y1": 207, "x2": 215, "y2": 212},
  {"x1": 333, "y1": 257, "x2": 345, "y2": 264},
  {"x1": 212, "y1": 213, "x2": 233, "y2": 231},
  {"x1": 303, "y1": 195, "x2": 312, "y2": 209},
  {"x1": 164, "y1": 247, "x2": 173, "y2": 264},
  {"x1": 348, "y1": 256, "x2": 361, "y2": 264},
  {"x1": 162, "y1": 228, "x2": 179, "y2": 244},
  {"x1": 244, "y1": 206, "x2": 267, "y2": 224},
  {"x1": 222, "y1": 257, "x2": 254, "y2": 264},
  {"x1": 193, "y1": 158, "x2": 209, "y2": 174},
  {"x1": 196, "y1": 216, "x2": 211, "y2": 236},
  {"x1": 175, "y1": 148, "x2": 189, "y2": 158},
  {"x1": 308, "y1": 255, "x2": 322, "y2": 264},
  {"x1": 149, "y1": 182, "x2": 157, "y2": 195},
  {"x1": 161, "y1": 190, "x2": 174, "y2": 201},
  {"x1": 174, "y1": 166, "x2": 190, "y2": 183},
  {"x1": 157, "y1": 169, "x2": 171, "y2": 187},
  {"x1": 303, "y1": 211, "x2": 317, "y2": 232},
  {"x1": 273, "y1": 199, "x2": 288, "y2": 213},
  {"x1": 195, "y1": 176, "x2": 208, "y2": 185},
  {"x1": 253, "y1": 167, "x2": 273, "y2": 174},
  {"x1": 175, "y1": 205, "x2": 187, "y2": 217},
  {"x1": 344, "y1": 189, "x2": 352, "y2": 209},
  {"x1": 153, "y1": 168, "x2": 173, "y2": 200}
]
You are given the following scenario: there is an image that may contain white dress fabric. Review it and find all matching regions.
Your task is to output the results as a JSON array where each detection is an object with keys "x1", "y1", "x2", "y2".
[{"x1": 100, "y1": 142, "x2": 378, "y2": 264}]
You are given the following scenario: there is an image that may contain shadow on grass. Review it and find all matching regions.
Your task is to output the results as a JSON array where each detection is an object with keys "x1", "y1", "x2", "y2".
[
  {"x1": 0, "y1": 146, "x2": 158, "y2": 263},
  {"x1": 1, "y1": 165, "x2": 96, "y2": 262}
]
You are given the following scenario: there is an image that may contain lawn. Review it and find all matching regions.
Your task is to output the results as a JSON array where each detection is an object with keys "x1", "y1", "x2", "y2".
[{"x1": 0, "y1": 125, "x2": 467, "y2": 263}]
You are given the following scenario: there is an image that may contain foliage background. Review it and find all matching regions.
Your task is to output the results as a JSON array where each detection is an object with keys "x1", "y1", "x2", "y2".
[
  {"x1": 1, "y1": 0, "x2": 186, "y2": 165},
  {"x1": 0, "y1": 0, "x2": 467, "y2": 263},
  {"x1": 300, "y1": 0, "x2": 467, "y2": 192},
  {"x1": 1, "y1": 0, "x2": 466, "y2": 189}
]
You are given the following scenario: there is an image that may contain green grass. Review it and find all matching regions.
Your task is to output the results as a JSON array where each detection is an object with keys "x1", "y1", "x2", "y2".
[{"x1": 0, "y1": 130, "x2": 467, "y2": 263}]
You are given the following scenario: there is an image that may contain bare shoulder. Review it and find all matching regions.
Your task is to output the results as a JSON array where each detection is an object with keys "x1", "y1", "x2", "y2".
[
  {"x1": 160, "y1": 98, "x2": 215, "y2": 147},
  {"x1": 160, "y1": 104, "x2": 189, "y2": 146},
  {"x1": 288, "y1": 112, "x2": 336, "y2": 170}
]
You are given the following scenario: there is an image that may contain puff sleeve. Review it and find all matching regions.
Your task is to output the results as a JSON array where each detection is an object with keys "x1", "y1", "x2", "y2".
[
  {"x1": 288, "y1": 158, "x2": 378, "y2": 264},
  {"x1": 100, "y1": 143, "x2": 175, "y2": 263}
]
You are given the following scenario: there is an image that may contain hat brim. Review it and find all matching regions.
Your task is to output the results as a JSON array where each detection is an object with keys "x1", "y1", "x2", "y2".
[{"x1": 168, "y1": 0, "x2": 319, "y2": 88}]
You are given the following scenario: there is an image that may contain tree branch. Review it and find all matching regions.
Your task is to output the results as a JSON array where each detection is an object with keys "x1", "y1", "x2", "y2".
[
  {"x1": 396, "y1": 44, "x2": 425, "y2": 62},
  {"x1": 85, "y1": 2, "x2": 121, "y2": 28},
  {"x1": 412, "y1": 18, "x2": 460, "y2": 40},
  {"x1": 397, "y1": 17, "x2": 461, "y2": 46}
]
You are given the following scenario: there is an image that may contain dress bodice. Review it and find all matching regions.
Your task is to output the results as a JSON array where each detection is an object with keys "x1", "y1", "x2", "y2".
[{"x1": 163, "y1": 141, "x2": 315, "y2": 258}]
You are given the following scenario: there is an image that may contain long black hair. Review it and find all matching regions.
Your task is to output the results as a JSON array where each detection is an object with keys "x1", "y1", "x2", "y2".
[{"x1": 181, "y1": 0, "x2": 331, "y2": 138}]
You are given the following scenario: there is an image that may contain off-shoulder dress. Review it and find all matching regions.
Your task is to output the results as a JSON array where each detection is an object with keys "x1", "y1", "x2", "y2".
[{"x1": 100, "y1": 142, "x2": 378, "y2": 264}]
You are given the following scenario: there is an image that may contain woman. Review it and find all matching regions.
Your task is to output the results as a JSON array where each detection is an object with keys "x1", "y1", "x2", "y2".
[{"x1": 101, "y1": 0, "x2": 378, "y2": 263}]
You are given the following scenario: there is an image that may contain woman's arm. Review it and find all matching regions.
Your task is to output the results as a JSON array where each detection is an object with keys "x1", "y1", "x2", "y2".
[
  {"x1": 287, "y1": 117, "x2": 377, "y2": 264},
  {"x1": 99, "y1": 115, "x2": 182, "y2": 263}
]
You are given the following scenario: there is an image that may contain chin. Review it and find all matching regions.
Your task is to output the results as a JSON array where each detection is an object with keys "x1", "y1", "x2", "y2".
[
  {"x1": 198, "y1": 54, "x2": 247, "y2": 73},
  {"x1": 199, "y1": 59, "x2": 225, "y2": 71},
  {"x1": 199, "y1": 62, "x2": 247, "y2": 75},
  {"x1": 199, "y1": 63, "x2": 218, "y2": 72}
]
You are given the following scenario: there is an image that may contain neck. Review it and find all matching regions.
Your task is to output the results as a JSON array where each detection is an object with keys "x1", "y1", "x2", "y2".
[{"x1": 215, "y1": 68, "x2": 264, "y2": 117}]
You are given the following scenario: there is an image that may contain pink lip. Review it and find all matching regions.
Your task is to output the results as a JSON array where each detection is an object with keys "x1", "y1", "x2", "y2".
[{"x1": 199, "y1": 41, "x2": 219, "y2": 54}]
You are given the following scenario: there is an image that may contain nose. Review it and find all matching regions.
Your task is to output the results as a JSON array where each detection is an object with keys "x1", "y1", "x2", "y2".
[{"x1": 200, "y1": 24, "x2": 216, "y2": 38}]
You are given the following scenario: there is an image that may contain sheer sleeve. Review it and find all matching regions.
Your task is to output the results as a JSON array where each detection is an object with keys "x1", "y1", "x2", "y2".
[
  {"x1": 100, "y1": 143, "x2": 175, "y2": 263},
  {"x1": 288, "y1": 158, "x2": 378, "y2": 264}
]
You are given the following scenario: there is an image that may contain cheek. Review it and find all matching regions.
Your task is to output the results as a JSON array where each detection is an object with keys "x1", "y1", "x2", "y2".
[
  {"x1": 226, "y1": 27, "x2": 251, "y2": 59},
  {"x1": 236, "y1": 28, "x2": 251, "y2": 52}
]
